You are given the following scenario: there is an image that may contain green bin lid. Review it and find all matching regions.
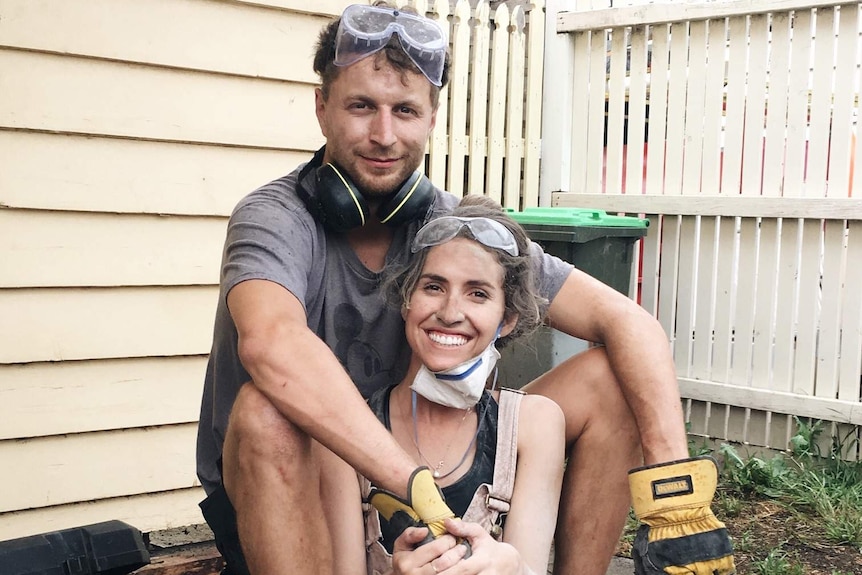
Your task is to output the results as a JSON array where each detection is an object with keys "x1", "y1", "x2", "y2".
[
  {"x1": 506, "y1": 207, "x2": 648, "y2": 229},
  {"x1": 506, "y1": 208, "x2": 649, "y2": 228},
  {"x1": 506, "y1": 207, "x2": 648, "y2": 243}
]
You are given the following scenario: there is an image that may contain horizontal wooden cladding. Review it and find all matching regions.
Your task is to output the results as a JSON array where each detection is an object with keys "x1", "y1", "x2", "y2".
[
  {"x1": 0, "y1": 286, "x2": 219, "y2": 363},
  {"x1": 0, "y1": 356, "x2": 208, "y2": 440},
  {"x1": 0, "y1": 423, "x2": 198, "y2": 512},
  {"x1": 0, "y1": 132, "x2": 306, "y2": 216},
  {"x1": 0, "y1": 0, "x2": 329, "y2": 85},
  {"x1": 0, "y1": 49, "x2": 323, "y2": 150},
  {"x1": 679, "y1": 378, "x2": 862, "y2": 426},
  {"x1": 557, "y1": 0, "x2": 848, "y2": 32},
  {"x1": 552, "y1": 193, "x2": 862, "y2": 220},
  {"x1": 0, "y1": 487, "x2": 206, "y2": 541},
  {"x1": 0, "y1": 210, "x2": 226, "y2": 288},
  {"x1": 230, "y1": 0, "x2": 349, "y2": 17}
]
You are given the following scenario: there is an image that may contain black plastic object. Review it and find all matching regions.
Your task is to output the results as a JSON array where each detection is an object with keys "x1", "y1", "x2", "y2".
[{"x1": 0, "y1": 520, "x2": 150, "y2": 575}]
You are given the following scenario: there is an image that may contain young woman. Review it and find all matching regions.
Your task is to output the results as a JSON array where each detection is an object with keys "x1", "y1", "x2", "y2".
[{"x1": 360, "y1": 195, "x2": 566, "y2": 575}]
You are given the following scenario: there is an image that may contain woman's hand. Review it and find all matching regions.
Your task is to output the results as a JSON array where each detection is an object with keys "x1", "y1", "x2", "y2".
[
  {"x1": 391, "y1": 526, "x2": 470, "y2": 575},
  {"x1": 436, "y1": 519, "x2": 535, "y2": 575}
]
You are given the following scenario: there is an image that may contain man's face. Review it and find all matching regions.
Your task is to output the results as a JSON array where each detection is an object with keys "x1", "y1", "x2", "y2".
[{"x1": 315, "y1": 55, "x2": 438, "y2": 199}]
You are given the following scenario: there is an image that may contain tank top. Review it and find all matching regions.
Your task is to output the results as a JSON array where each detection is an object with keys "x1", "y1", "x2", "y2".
[{"x1": 366, "y1": 386, "x2": 498, "y2": 552}]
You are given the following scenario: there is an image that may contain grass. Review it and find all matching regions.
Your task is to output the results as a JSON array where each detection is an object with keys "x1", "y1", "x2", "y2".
[{"x1": 617, "y1": 418, "x2": 862, "y2": 574}]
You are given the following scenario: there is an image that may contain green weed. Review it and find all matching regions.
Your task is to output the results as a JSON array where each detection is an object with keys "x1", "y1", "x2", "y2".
[
  {"x1": 714, "y1": 489, "x2": 743, "y2": 518},
  {"x1": 718, "y1": 419, "x2": 862, "y2": 549},
  {"x1": 751, "y1": 547, "x2": 804, "y2": 575},
  {"x1": 730, "y1": 529, "x2": 753, "y2": 553},
  {"x1": 719, "y1": 443, "x2": 790, "y2": 498}
]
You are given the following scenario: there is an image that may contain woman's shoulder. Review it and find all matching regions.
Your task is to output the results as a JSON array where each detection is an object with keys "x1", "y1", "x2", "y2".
[
  {"x1": 514, "y1": 392, "x2": 565, "y2": 435},
  {"x1": 490, "y1": 389, "x2": 564, "y2": 432},
  {"x1": 494, "y1": 389, "x2": 561, "y2": 416}
]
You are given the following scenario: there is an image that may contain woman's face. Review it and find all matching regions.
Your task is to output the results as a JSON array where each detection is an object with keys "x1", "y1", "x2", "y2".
[{"x1": 404, "y1": 237, "x2": 517, "y2": 372}]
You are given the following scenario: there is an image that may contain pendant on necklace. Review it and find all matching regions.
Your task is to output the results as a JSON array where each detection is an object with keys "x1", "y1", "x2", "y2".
[{"x1": 431, "y1": 461, "x2": 446, "y2": 479}]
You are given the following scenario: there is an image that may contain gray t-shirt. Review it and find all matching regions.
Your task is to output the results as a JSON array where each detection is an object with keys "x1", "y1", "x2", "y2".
[{"x1": 195, "y1": 159, "x2": 574, "y2": 494}]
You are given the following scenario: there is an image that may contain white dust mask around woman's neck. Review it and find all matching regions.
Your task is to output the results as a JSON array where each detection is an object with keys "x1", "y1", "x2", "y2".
[{"x1": 410, "y1": 340, "x2": 501, "y2": 409}]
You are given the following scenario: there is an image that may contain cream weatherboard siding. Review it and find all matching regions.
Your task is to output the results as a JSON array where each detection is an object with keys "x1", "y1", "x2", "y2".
[
  {"x1": 0, "y1": 0, "x2": 351, "y2": 540},
  {"x1": 1, "y1": 0, "x2": 546, "y2": 540}
]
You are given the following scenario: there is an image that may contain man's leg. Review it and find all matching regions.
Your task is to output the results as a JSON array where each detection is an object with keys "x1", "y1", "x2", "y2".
[
  {"x1": 524, "y1": 347, "x2": 642, "y2": 575},
  {"x1": 222, "y1": 382, "x2": 335, "y2": 575}
]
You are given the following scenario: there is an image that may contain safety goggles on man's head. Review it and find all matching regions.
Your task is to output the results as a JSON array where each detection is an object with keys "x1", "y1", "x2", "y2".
[
  {"x1": 334, "y1": 4, "x2": 448, "y2": 87},
  {"x1": 412, "y1": 216, "x2": 519, "y2": 256}
]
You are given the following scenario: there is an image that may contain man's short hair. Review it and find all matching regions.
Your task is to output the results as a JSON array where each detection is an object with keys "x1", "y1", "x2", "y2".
[{"x1": 313, "y1": 2, "x2": 451, "y2": 107}]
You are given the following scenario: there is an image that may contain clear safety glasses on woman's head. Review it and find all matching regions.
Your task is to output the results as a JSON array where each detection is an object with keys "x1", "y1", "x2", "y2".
[
  {"x1": 412, "y1": 216, "x2": 519, "y2": 256},
  {"x1": 334, "y1": 4, "x2": 448, "y2": 86}
]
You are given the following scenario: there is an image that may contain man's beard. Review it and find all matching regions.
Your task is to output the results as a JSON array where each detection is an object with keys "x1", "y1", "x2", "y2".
[{"x1": 350, "y1": 161, "x2": 417, "y2": 197}]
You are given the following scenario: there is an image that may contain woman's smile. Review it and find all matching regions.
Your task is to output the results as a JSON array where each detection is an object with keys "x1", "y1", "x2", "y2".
[{"x1": 426, "y1": 331, "x2": 469, "y2": 347}]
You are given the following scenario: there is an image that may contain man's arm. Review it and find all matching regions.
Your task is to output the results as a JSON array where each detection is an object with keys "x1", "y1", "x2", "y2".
[
  {"x1": 545, "y1": 268, "x2": 689, "y2": 464},
  {"x1": 228, "y1": 278, "x2": 416, "y2": 495},
  {"x1": 547, "y1": 269, "x2": 736, "y2": 574}
]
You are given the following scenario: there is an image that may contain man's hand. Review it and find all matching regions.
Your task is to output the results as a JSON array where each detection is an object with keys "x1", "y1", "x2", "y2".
[
  {"x1": 628, "y1": 456, "x2": 736, "y2": 575},
  {"x1": 369, "y1": 467, "x2": 457, "y2": 539}
]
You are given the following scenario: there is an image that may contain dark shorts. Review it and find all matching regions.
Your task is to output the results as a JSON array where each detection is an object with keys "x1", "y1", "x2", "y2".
[{"x1": 199, "y1": 484, "x2": 251, "y2": 575}]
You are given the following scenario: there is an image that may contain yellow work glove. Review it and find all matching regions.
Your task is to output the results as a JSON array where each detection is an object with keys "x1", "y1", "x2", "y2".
[
  {"x1": 369, "y1": 467, "x2": 456, "y2": 541},
  {"x1": 629, "y1": 456, "x2": 736, "y2": 575}
]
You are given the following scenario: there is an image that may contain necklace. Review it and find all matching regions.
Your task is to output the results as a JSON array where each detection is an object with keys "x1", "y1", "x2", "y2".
[{"x1": 411, "y1": 390, "x2": 481, "y2": 479}]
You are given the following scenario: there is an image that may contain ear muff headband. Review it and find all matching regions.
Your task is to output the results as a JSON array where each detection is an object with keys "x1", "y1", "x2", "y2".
[
  {"x1": 379, "y1": 173, "x2": 423, "y2": 225},
  {"x1": 327, "y1": 163, "x2": 366, "y2": 227}
]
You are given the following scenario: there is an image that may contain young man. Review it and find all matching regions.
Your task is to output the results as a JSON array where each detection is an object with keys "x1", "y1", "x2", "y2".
[{"x1": 195, "y1": 4, "x2": 735, "y2": 575}]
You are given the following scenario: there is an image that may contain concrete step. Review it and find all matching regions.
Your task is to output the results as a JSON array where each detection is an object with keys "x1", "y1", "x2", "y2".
[{"x1": 605, "y1": 556, "x2": 635, "y2": 575}]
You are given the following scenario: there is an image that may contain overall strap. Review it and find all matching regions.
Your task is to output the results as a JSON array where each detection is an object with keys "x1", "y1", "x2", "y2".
[
  {"x1": 487, "y1": 388, "x2": 523, "y2": 513},
  {"x1": 461, "y1": 388, "x2": 523, "y2": 535},
  {"x1": 360, "y1": 474, "x2": 383, "y2": 547}
]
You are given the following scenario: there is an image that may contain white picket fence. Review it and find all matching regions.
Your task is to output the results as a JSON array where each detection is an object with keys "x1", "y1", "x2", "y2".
[
  {"x1": 547, "y1": 0, "x2": 862, "y2": 456},
  {"x1": 409, "y1": 0, "x2": 545, "y2": 209}
]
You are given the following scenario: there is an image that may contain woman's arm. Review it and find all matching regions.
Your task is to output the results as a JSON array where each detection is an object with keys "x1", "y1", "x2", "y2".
[
  {"x1": 434, "y1": 394, "x2": 565, "y2": 574},
  {"x1": 546, "y1": 269, "x2": 688, "y2": 463},
  {"x1": 502, "y1": 394, "x2": 566, "y2": 573}
]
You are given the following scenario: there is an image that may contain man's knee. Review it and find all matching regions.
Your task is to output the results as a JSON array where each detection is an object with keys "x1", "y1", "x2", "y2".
[
  {"x1": 223, "y1": 382, "x2": 312, "y2": 477},
  {"x1": 524, "y1": 347, "x2": 639, "y2": 445}
]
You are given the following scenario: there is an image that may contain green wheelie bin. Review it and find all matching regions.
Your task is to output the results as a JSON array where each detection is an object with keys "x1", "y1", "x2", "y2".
[{"x1": 498, "y1": 207, "x2": 649, "y2": 388}]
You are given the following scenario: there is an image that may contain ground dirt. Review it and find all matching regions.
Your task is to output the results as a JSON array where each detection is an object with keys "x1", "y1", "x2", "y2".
[{"x1": 616, "y1": 496, "x2": 862, "y2": 574}]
